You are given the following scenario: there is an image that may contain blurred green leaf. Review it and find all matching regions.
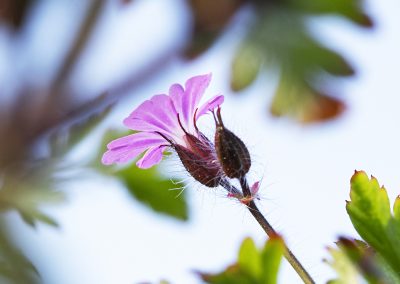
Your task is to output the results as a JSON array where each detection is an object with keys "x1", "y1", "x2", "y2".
[
  {"x1": 228, "y1": 1, "x2": 371, "y2": 123},
  {"x1": 96, "y1": 129, "x2": 188, "y2": 221},
  {"x1": 198, "y1": 236, "x2": 284, "y2": 284},
  {"x1": 238, "y1": 237, "x2": 262, "y2": 278},
  {"x1": 270, "y1": 74, "x2": 344, "y2": 123},
  {"x1": 336, "y1": 238, "x2": 390, "y2": 284},
  {"x1": 116, "y1": 164, "x2": 188, "y2": 221},
  {"x1": 0, "y1": 167, "x2": 64, "y2": 228},
  {"x1": 199, "y1": 264, "x2": 255, "y2": 284},
  {"x1": 394, "y1": 196, "x2": 400, "y2": 219},
  {"x1": 231, "y1": 44, "x2": 262, "y2": 92},
  {"x1": 285, "y1": 0, "x2": 373, "y2": 28},
  {"x1": 0, "y1": 222, "x2": 40, "y2": 284},
  {"x1": 185, "y1": 0, "x2": 372, "y2": 123},
  {"x1": 260, "y1": 235, "x2": 285, "y2": 284},
  {"x1": 346, "y1": 171, "x2": 400, "y2": 278},
  {"x1": 326, "y1": 243, "x2": 360, "y2": 284},
  {"x1": 246, "y1": 8, "x2": 355, "y2": 78},
  {"x1": 326, "y1": 237, "x2": 400, "y2": 284},
  {"x1": 91, "y1": 128, "x2": 132, "y2": 172}
]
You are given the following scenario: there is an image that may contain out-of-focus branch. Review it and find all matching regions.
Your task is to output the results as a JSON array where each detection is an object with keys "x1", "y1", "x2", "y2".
[
  {"x1": 0, "y1": 0, "x2": 180, "y2": 169},
  {"x1": 51, "y1": 0, "x2": 104, "y2": 95},
  {"x1": 0, "y1": 0, "x2": 33, "y2": 31},
  {"x1": 40, "y1": 47, "x2": 177, "y2": 137}
]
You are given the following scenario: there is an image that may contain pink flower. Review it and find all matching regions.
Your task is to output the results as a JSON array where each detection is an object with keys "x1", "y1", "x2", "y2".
[{"x1": 102, "y1": 74, "x2": 224, "y2": 169}]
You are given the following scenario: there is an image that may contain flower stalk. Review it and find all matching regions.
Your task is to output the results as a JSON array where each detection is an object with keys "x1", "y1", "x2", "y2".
[
  {"x1": 238, "y1": 177, "x2": 315, "y2": 284},
  {"x1": 103, "y1": 73, "x2": 315, "y2": 284},
  {"x1": 214, "y1": 107, "x2": 314, "y2": 283}
]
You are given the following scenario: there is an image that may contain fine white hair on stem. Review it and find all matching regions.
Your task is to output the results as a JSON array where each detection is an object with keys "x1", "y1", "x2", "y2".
[{"x1": 169, "y1": 185, "x2": 187, "y2": 198}]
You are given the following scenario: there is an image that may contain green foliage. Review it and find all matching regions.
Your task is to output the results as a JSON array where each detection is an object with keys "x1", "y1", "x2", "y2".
[
  {"x1": 346, "y1": 171, "x2": 400, "y2": 276},
  {"x1": 116, "y1": 164, "x2": 188, "y2": 221},
  {"x1": 326, "y1": 237, "x2": 400, "y2": 284},
  {"x1": 0, "y1": 222, "x2": 40, "y2": 284},
  {"x1": 198, "y1": 236, "x2": 284, "y2": 284},
  {"x1": 326, "y1": 241, "x2": 360, "y2": 284},
  {"x1": 97, "y1": 129, "x2": 188, "y2": 221},
  {"x1": 270, "y1": 74, "x2": 344, "y2": 123},
  {"x1": 326, "y1": 171, "x2": 400, "y2": 283},
  {"x1": 231, "y1": 44, "x2": 262, "y2": 92},
  {"x1": 0, "y1": 166, "x2": 65, "y2": 228},
  {"x1": 0, "y1": 101, "x2": 111, "y2": 228},
  {"x1": 232, "y1": 3, "x2": 357, "y2": 123},
  {"x1": 285, "y1": 0, "x2": 373, "y2": 27},
  {"x1": 186, "y1": 0, "x2": 372, "y2": 123}
]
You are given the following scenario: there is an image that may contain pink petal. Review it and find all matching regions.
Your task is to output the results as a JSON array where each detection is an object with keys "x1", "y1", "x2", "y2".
[
  {"x1": 101, "y1": 132, "x2": 165, "y2": 165},
  {"x1": 169, "y1": 83, "x2": 184, "y2": 115},
  {"x1": 182, "y1": 74, "x2": 212, "y2": 127},
  {"x1": 196, "y1": 95, "x2": 224, "y2": 119},
  {"x1": 250, "y1": 181, "x2": 260, "y2": 195},
  {"x1": 123, "y1": 94, "x2": 180, "y2": 138},
  {"x1": 136, "y1": 146, "x2": 167, "y2": 169}
]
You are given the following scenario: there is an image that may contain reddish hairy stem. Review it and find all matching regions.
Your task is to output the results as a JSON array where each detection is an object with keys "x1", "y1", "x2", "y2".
[{"x1": 239, "y1": 177, "x2": 315, "y2": 284}]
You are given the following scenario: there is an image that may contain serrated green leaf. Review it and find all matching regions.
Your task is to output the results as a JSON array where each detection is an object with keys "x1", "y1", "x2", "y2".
[
  {"x1": 346, "y1": 171, "x2": 391, "y2": 248},
  {"x1": 198, "y1": 236, "x2": 284, "y2": 284},
  {"x1": 346, "y1": 171, "x2": 400, "y2": 278},
  {"x1": 116, "y1": 165, "x2": 188, "y2": 221},
  {"x1": 393, "y1": 196, "x2": 400, "y2": 220}
]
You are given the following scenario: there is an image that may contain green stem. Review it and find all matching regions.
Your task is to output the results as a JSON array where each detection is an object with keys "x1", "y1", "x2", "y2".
[{"x1": 239, "y1": 177, "x2": 315, "y2": 284}]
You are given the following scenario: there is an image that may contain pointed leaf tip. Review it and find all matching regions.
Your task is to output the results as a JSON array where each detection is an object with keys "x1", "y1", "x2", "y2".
[
  {"x1": 347, "y1": 171, "x2": 400, "y2": 275},
  {"x1": 393, "y1": 195, "x2": 400, "y2": 220}
]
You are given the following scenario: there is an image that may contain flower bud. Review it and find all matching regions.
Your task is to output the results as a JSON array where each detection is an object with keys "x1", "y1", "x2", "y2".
[{"x1": 214, "y1": 108, "x2": 251, "y2": 179}]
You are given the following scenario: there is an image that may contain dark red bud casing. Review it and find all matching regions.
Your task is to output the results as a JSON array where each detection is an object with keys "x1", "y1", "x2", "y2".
[
  {"x1": 214, "y1": 108, "x2": 251, "y2": 179},
  {"x1": 172, "y1": 132, "x2": 222, "y2": 187}
]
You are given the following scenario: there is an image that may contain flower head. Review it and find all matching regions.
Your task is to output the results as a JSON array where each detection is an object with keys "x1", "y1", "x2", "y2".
[{"x1": 102, "y1": 74, "x2": 224, "y2": 174}]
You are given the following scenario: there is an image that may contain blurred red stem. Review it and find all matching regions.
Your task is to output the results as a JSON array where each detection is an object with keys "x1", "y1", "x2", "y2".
[{"x1": 51, "y1": 0, "x2": 104, "y2": 94}]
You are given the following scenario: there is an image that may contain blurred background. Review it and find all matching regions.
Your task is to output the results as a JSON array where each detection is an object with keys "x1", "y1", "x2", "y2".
[{"x1": 0, "y1": 0, "x2": 399, "y2": 283}]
